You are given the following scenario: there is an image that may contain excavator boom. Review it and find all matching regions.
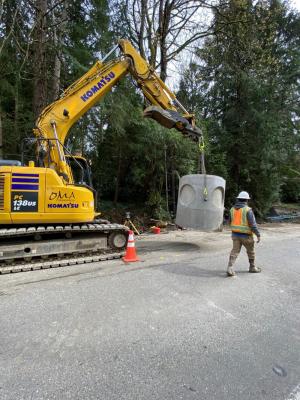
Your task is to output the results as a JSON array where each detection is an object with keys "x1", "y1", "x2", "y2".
[{"x1": 35, "y1": 40, "x2": 201, "y2": 181}]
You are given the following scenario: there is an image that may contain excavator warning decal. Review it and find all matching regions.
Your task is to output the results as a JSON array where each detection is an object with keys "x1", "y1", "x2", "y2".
[
  {"x1": 11, "y1": 192, "x2": 38, "y2": 212},
  {"x1": 11, "y1": 173, "x2": 39, "y2": 191}
]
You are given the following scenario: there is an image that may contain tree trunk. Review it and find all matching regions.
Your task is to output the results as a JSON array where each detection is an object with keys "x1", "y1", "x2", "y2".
[
  {"x1": 160, "y1": 45, "x2": 168, "y2": 82},
  {"x1": 159, "y1": 0, "x2": 171, "y2": 82},
  {"x1": 52, "y1": 39, "x2": 62, "y2": 101},
  {"x1": 171, "y1": 165, "x2": 176, "y2": 215},
  {"x1": 164, "y1": 144, "x2": 169, "y2": 211},
  {"x1": 51, "y1": 1, "x2": 68, "y2": 101},
  {"x1": 126, "y1": 0, "x2": 211, "y2": 81},
  {"x1": 33, "y1": 0, "x2": 47, "y2": 120},
  {"x1": 114, "y1": 146, "x2": 122, "y2": 204},
  {"x1": 14, "y1": 81, "x2": 19, "y2": 147},
  {"x1": 0, "y1": 110, "x2": 3, "y2": 159}
]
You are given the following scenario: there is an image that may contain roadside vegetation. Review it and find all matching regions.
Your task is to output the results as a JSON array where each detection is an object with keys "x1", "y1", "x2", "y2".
[{"x1": 0, "y1": 0, "x2": 299, "y2": 219}]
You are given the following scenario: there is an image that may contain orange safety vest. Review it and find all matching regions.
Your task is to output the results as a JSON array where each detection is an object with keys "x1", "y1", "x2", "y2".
[{"x1": 230, "y1": 206, "x2": 252, "y2": 235}]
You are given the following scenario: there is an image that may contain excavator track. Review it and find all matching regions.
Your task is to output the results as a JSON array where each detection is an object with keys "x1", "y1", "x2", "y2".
[
  {"x1": 0, "y1": 251, "x2": 124, "y2": 274},
  {"x1": 0, "y1": 222, "x2": 129, "y2": 274}
]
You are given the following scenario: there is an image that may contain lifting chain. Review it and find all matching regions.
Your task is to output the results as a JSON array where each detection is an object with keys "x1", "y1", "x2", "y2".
[{"x1": 198, "y1": 136, "x2": 208, "y2": 201}]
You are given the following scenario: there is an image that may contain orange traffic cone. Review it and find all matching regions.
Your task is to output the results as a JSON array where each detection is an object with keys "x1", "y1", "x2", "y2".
[{"x1": 122, "y1": 230, "x2": 139, "y2": 262}]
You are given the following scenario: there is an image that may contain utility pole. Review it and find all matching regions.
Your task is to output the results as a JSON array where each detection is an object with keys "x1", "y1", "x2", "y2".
[{"x1": 164, "y1": 144, "x2": 169, "y2": 212}]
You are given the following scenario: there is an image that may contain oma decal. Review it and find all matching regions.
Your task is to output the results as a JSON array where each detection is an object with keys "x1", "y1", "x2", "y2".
[
  {"x1": 81, "y1": 72, "x2": 115, "y2": 102},
  {"x1": 49, "y1": 191, "x2": 75, "y2": 201}
]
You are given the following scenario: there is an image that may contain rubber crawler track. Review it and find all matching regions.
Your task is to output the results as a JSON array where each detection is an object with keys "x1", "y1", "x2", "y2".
[
  {"x1": 0, "y1": 222, "x2": 127, "y2": 239},
  {"x1": 0, "y1": 221, "x2": 128, "y2": 274},
  {"x1": 0, "y1": 251, "x2": 125, "y2": 274}
]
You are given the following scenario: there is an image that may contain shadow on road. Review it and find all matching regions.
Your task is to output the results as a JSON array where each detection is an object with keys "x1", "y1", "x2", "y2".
[
  {"x1": 160, "y1": 264, "x2": 225, "y2": 278},
  {"x1": 138, "y1": 241, "x2": 201, "y2": 253}
]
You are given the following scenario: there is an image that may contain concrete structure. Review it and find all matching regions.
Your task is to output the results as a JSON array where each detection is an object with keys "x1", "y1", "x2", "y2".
[{"x1": 176, "y1": 174, "x2": 226, "y2": 230}]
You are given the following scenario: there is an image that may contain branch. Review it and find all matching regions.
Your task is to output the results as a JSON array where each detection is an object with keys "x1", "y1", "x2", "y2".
[
  {"x1": 0, "y1": 0, "x2": 5, "y2": 23},
  {"x1": 125, "y1": 0, "x2": 139, "y2": 43},
  {"x1": 43, "y1": 0, "x2": 66, "y2": 17},
  {"x1": 166, "y1": 28, "x2": 213, "y2": 61},
  {"x1": 0, "y1": 4, "x2": 19, "y2": 57},
  {"x1": 45, "y1": 17, "x2": 69, "y2": 30}
]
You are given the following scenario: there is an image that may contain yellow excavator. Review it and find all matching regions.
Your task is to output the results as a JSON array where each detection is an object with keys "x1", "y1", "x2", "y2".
[{"x1": 0, "y1": 39, "x2": 202, "y2": 273}]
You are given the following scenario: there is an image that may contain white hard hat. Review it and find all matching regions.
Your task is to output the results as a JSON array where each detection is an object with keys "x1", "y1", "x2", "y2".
[{"x1": 237, "y1": 191, "x2": 250, "y2": 200}]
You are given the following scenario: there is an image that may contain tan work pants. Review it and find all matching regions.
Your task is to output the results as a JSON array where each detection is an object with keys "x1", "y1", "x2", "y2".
[{"x1": 228, "y1": 235, "x2": 255, "y2": 267}]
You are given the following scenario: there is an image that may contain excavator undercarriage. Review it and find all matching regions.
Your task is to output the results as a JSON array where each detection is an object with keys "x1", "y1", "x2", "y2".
[{"x1": 0, "y1": 222, "x2": 128, "y2": 274}]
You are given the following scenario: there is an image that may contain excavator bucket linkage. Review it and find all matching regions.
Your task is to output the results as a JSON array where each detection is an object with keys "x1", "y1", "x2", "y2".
[{"x1": 143, "y1": 106, "x2": 202, "y2": 141}]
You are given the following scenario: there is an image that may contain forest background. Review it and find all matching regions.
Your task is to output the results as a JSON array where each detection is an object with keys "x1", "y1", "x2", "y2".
[{"x1": 0, "y1": 0, "x2": 299, "y2": 221}]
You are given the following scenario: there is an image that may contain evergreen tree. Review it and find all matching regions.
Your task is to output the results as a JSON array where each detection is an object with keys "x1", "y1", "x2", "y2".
[
  {"x1": 0, "y1": 0, "x2": 111, "y2": 159},
  {"x1": 178, "y1": 0, "x2": 300, "y2": 213}
]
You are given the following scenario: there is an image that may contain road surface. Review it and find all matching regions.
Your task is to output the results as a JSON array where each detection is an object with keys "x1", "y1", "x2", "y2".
[{"x1": 0, "y1": 224, "x2": 299, "y2": 400}]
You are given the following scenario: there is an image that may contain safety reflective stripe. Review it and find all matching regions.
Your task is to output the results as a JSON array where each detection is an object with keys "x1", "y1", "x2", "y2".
[
  {"x1": 231, "y1": 225, "x2": 252, "y2": 234},
  {"x1": 126, "y1": 230, "x2": 135, "y2": 247},
  {"x1": 230, "y1": 207, "x2": 252, "y2": 235},
  {"x1": 128, "y1": 233, "x2": 134, "y2": 241}
]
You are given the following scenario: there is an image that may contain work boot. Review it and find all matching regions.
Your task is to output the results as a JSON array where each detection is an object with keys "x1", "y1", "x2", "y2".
[
  {"x1": 249, "y1": 265, "x2": 262, "y2": 273},
  {"x1": 227, "y1": 266, "x2": 236, "y2": 277},
  {"x1": 249, "y1": 259, "x2": 261, "y2": 273}
]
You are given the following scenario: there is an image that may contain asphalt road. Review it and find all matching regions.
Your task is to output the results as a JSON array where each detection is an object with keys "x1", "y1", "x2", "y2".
[{"x1": 0, "y1": 224, "x2": 299, "y2": 400}]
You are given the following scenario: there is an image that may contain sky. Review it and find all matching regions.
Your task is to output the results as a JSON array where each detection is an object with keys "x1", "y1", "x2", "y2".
[{"x1": 290, "y1": 0, "x2": 300, "y2": 9}]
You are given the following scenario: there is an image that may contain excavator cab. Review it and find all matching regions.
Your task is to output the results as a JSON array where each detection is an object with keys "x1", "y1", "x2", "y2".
[
  {"x1": 21, "y1": 138, "x2": 92, "y2": 188},
  {"x1": 65, "y1": 155, "x2": 93, "y2": 188}
]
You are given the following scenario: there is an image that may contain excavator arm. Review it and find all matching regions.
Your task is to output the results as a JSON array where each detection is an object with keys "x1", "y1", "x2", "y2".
[
  {"x1": 34, "y1": 40, "x2": 202, "y2": 181},
  {"x1": 118, "y1": 39, "x2": 202, "y2": 139}
]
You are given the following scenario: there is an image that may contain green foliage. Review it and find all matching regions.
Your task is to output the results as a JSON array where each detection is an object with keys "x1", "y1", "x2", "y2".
[
  {"x1": 1, "y1": 0, "x2": 299, "y2": 220},
  {"x1": 89, "y1": 80, "x2": 198, "y2": 216},
  {"x1": 280, "y1": 155, "x2": 300, "y2": 202},
  {"x1": 0, "y1": 0, "x2": 112, "y2": 156},
  {"x1": 178, "y1": 0, "x2": 300, "y2": 214},
  {"x1": 0, "y1": 2, "x2": 34, "y2": 156}
]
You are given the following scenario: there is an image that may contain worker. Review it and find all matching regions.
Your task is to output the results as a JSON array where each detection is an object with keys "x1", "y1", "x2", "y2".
[{"x1": 227, "y1": 191, "x2": 261, "y2": 277}]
